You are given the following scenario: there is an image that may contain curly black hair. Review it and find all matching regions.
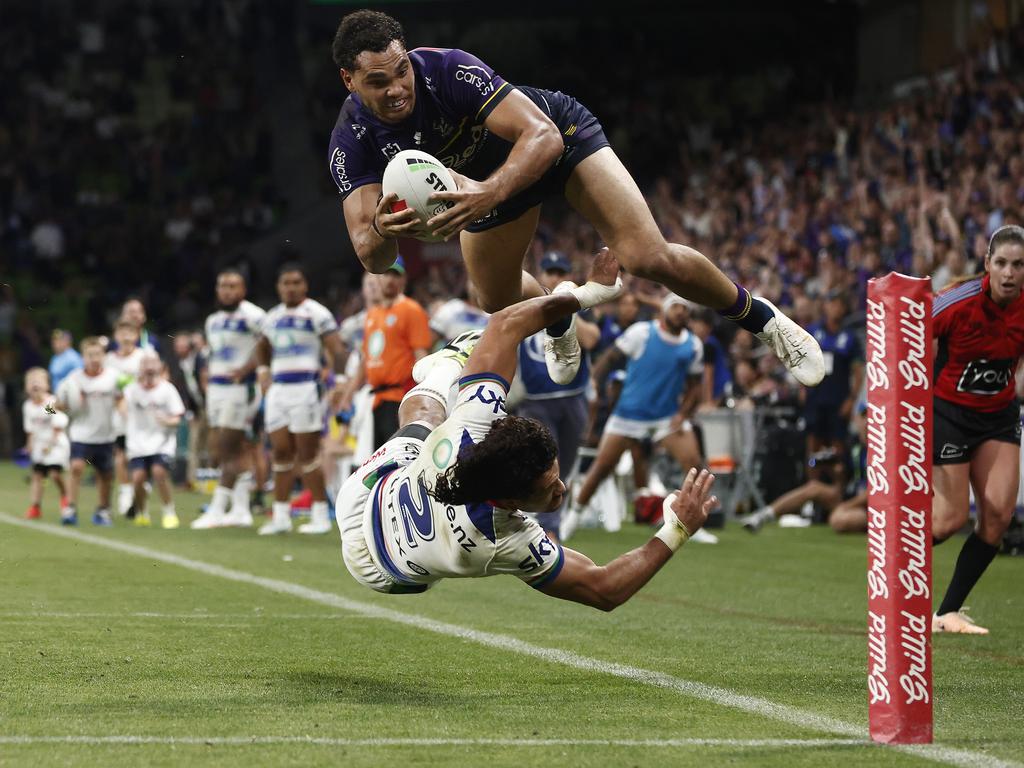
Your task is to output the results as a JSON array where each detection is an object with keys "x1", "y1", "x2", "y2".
[
  {"x1": 431, "y1": 416, "x2": 558, "y2": 506},
  {"x1": 332, "y1": 10, "x2": 406, "y2": 71}
]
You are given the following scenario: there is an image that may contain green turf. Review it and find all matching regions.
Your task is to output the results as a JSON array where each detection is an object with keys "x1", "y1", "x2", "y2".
[{"x1": 1, "y1": 462, "x2": 1022, "y2": 767}]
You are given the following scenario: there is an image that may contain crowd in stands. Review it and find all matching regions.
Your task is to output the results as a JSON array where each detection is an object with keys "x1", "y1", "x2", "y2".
[{"x1": 5, "y1": 5, "x2": 1024, "y2": 531}]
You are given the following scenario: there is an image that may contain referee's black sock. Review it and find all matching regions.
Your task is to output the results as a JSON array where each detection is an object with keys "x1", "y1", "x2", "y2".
[{"x1": 936, "y1": 532, "x2": 999, "y2": 615}]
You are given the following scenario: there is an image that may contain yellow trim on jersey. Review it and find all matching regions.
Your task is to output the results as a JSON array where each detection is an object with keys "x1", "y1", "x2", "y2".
[
  {"x1": 475, "y1": 81, "x2": 510, "y2": 121},
  {"x1": 436, "y1": 117, "x2": 468, "y2": 157}
]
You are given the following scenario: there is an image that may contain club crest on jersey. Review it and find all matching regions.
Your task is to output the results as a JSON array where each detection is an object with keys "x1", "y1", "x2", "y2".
[{"x1": 381, "y1": 142, "x2": 401, "y2": 160}]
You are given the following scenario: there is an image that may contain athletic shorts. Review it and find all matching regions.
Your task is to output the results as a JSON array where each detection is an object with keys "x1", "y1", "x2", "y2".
[
  {"x1": 605, "y1": 413, "x2": 689, "y2": 444},
  {"x1": 70, "y1": 442, "x2": 114, "y2": 473},
  {"x1": 465, "y1": 88, "x2": 610, "y2": 233},
  {"x1": 264, "y1": 381, "x2": 324, "y2": 435},
  {"x1": 32, "y1": 463, "x2": 65, "y2": 474},
  {"x1": 128, "y1": 454, "x2": 172, "y2": 473},
  {"x1": 115, "y1": 434, "x2": 126, "y2": 452},
  {"x1": 336, "y1": 435, "x2": 429, "y2": 595},
  {"x1": 933, "y1": 397, "x2": 1021, "y2": 465},
  {"x1": 207, "y1": 382, "x2": 260, "y2": 432},
  {"x1": 804, "y1": 402, "x2": 849, "y2": 443}
]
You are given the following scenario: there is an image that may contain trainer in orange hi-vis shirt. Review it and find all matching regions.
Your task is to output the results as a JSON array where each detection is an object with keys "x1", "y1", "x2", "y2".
[{"x1": 362, "y1": 257, "x2": 432, "y2": 447}]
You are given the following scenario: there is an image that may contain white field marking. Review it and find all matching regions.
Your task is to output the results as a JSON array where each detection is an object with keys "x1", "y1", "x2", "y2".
[
  {"x1": 0, "y1": 735, "x2": 869, "y2": 749},
  {"x1": 0, "y1": 612, "x2": 364, "y2": 620},
  {"x1": 1, "y1": 514, "x2": 1018, "y2": 768}
]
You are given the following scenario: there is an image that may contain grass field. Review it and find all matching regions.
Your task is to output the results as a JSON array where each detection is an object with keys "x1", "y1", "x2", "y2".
[{"x1": 1, "y1": 461, "x2": 1021, "y2": 768}]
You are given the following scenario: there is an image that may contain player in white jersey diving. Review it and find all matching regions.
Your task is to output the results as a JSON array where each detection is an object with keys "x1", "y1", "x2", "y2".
[
  {"x1": 256, "y1": 263, "x2": 347, "y2": 536},
  {"x1": 193, "y1": 269, "x2": 267, "y2": 529},
  {"x1": 337, "y1": 249, "x2": 716, "y2": 605}
]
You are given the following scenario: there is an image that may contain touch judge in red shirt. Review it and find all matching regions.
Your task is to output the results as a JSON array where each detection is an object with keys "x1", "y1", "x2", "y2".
[{"x1": 931, "y1": 225, "x2": 1024, "y2": 635}]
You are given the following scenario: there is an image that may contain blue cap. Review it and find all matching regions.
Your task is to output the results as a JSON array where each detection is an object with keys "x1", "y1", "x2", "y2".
[
  {"x1": 386, "y1": 255, "x2": 406, "y2": 275},
  {"x1": 539, "y1": 251, "x2": 571, "y2": 274}
]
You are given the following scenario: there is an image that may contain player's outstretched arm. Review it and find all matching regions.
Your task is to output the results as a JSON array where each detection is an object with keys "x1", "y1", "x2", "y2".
[
  {"x1": 342, "y1": 184, "x2": 422, "y2": 273},
  {"x1": 540, "y1": 469, "x2": 716, "y2": 611},
  {"x1": 461, "y1": 248, "x2": 622, "y2": 384}
]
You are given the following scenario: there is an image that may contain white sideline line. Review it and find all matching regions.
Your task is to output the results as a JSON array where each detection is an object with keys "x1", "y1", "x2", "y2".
[
  {"x1": 1, "y1": 515, "x2": 1017, "y2": 768},
  {"x1": 0, "y1": 735, "x2": 869, "y2": 749},
  {"x1": 0, "y1": 612, "x2": 364, "y2": 620}
]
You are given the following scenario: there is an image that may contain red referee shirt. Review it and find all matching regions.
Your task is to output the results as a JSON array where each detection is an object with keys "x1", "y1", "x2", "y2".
[{"x1": 933, "y1": 274, "x2": 1024, "y2": 412}]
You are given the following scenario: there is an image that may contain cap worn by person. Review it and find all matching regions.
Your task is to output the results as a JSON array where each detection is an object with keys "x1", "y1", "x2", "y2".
[
  {"x1": 540, "y1": 251, "x2": 571, "y2": 274},
  {"x1": 386, "y1": 255, "x2": 406, "y2": 275}
]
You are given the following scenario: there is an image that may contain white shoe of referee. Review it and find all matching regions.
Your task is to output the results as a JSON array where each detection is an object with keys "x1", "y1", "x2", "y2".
[
  {"x1": 754, "y1": 297, "x2": 825, "y2": 387},
  {"x1": 933, "y1": 609, "x2": 989, "y2": 635}
]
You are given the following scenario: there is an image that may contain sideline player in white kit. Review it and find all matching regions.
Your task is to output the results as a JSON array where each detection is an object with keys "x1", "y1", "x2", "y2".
[
  {"x1": 121, "y1": 353, "x2": 186, "y2": 529},
  {"x1": 192, "y1": 269, "x2": 267, "y2": 529},
  {"x1": 56, "y1": 337, "x2": 122, "y2": 526},
  {"x1": 256, "y1": 263, "x2": 346, "y2": 536},
  {"x1": 22, "y1": 368, "x2": 70, "y2": 521},
  {"x1": 338, "y1": 249, "x2": 716, "y2": 605},
  {"x1": 106, "y1": 320, "x2": 146, "y2": 515}
]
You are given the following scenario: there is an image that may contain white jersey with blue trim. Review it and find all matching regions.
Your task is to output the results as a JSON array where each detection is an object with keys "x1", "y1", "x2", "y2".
[
  {"x1": 262, "y1": 299, "x2": 338, "y2": 380},
  {"x1": 363, "y1": 372, "x2": 564, "y2": 591},
  {"x1": 205, "y1": 301, "x2": 266, "y2": 382}
]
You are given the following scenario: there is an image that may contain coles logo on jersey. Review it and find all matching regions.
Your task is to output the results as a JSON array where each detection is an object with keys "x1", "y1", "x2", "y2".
[{"x1": 956, "y1": 358, "x2": 1014, "y2": 395}]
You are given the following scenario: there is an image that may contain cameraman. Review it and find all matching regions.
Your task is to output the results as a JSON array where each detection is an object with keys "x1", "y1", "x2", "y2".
[{"x1": 739, "y1": 401, "x2": 868, "y2": 533}]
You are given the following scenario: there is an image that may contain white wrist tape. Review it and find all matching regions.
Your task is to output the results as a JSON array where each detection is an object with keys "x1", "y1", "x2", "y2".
[
  {"x1": 654, "y1": 493, "x2": 692, "y2": 552},
  {"x1": 563, "y1": 277, "x2": 624, "y2": 310}
]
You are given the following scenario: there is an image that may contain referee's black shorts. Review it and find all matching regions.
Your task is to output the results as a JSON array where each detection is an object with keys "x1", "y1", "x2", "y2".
[{"x1": 933, "y1": 397, "x2": 1021, "y2": 465}]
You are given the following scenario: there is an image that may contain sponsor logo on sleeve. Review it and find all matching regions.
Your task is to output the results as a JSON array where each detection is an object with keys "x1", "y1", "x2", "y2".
[{"x1": 330, "y1": 148, "x2": 351, "y2": 192}]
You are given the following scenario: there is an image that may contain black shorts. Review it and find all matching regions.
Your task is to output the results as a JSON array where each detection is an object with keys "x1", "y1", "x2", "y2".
[
  {"x1": 804, "y1": 402, "x2": 849, "y2": 443},
  {"x1": 32, "y1": 463, "x2": 65, "y2": 475},
  {"x1": 71, "y1": 442, "x2": 115, "y2": 473},
  {"x1": 933, "y1": 397, "x2": 1021, "y2": 465},
  {"x1": 128, "y1": 454, "x2": 173, "y2": 474},
  {"x1": 465, "y1": 87, "x2": 610, "y2": 233},
  {"x1": 115, "y1": 434, "x2": 126, "y2": 451}
]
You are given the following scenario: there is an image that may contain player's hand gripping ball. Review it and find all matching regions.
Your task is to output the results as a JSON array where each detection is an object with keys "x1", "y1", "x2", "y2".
[{"x1": 381, "y1": 150, "x2": 458, "y2": 243}]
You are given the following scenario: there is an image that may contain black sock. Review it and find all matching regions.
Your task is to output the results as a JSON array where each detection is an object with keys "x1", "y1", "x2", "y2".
[
  {"x1": 936, "y1": 532, "x2": 999, "y2": 615},
  {"x1": 717, "y1": 283, "x2": 774, "y2": 333},
  {"x1": 545, "y1": 315, "x2": 573, "y2": 337}
]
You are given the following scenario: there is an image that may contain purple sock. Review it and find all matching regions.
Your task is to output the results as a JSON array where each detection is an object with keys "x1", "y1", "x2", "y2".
[{"x1": 718, "y1": 283, "x2": 773, "y2": 333}]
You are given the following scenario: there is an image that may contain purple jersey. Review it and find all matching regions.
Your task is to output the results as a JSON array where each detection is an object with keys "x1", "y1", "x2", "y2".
[{"x1": 328, "y1": 48, "x2": 516, "y2": 199}]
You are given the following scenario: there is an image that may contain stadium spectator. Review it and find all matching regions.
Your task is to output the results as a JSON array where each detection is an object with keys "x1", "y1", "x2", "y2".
[
  {"x1": 48, "y1": 329, "x2": 83, "y2": 392},
  {"x1": 256, "y1": 263, "x2": 345, "y2": 536},
  {"x1": 56, "y1": 337, "x2": 122, "y2": 527},
  {"x1": 514, "y1": 250, "x2": 600, "y2": 540},
  {"x1": 342, "y1": 256, "x2": 432, "y2": 449},
  {"x1": 22, "y1": 368, "x2": 70, "y2": 521},
  {"x1": 563, "y1": 294, "x2": 706, "y2": 542},
  {"x1": 122, "y1": 353, "x2": 185, "y2": 529},
  {"x1": 120, "y1": 299, "x2": 161, "y2": 355}
]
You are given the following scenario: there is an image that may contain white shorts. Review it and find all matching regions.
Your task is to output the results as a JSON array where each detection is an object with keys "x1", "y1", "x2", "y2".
[
  {"x1": 207, "y1": 383, "x2": 260, "y2": 432},
  {"x1": 605, "y1": 413, "x2": 689, "y2": 443},
  {"x1": 264, "y1": 381, "x2": 324, "y2": 434},
  {"x1": 336, "y1": 436, "x2": 425, "y2": 594}
]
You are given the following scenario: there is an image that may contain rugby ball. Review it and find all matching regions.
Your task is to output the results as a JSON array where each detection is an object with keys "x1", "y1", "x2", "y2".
[{"x1": 381, "y1": 150, "x2": 458, "y2": 243}]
